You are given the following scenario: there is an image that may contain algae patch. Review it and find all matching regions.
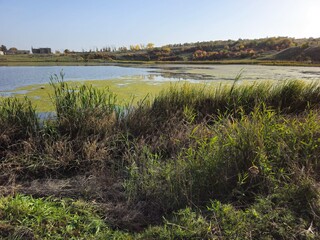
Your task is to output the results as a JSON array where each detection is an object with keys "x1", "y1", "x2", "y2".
[{"x1": 0, "y1": 76, "x2": 206, "y2": 112}]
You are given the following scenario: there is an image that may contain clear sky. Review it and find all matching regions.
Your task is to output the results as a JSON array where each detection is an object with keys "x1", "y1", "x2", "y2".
[{"x1": 1, "y1": 0, "x2": 320, "y2": 52}]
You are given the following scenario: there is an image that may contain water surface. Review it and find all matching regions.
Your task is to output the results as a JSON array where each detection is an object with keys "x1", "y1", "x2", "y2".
[
  {"x1": 1, "y1": 64, "x2": 320, "y2": 93},
  {"x1": 0, "y1": 65, "x2": 150, "y2": 91}
]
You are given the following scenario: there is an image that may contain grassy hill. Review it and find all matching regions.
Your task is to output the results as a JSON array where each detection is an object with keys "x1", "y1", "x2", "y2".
[
  {"x1": 101, "y1": 36, "x2": 320, "y2": 63},
  {"x1": 274, "y1": 46, "x2": 320, "y2": 62}
]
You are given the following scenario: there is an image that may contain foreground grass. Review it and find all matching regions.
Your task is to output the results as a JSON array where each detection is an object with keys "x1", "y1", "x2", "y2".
[{"x1": 1, "y1": 80, "x2": 320, "y2": 239}]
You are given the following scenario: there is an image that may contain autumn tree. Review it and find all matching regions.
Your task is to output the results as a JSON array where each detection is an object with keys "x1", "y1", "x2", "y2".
[
  {"x1": 9, "y1": 47, "x2": 17, "y2": 52},
  {"x1": 161, "y1": 47, "x2": 171, "y2": 54},
  {"x1": 130, "y1": 45, "x2": 141, "y2": 51},
  {"x1": 147, "y1": 43, "x2": 155, "y2": 49},
  {"x1": 193, "y1": 50, "x2": 207, "y2": 59}
]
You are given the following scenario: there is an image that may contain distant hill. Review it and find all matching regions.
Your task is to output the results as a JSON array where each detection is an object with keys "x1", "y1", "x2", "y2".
[
  {"x1": 3, "y1": 37, "x2": 319, "y2": 65},
  {"x1": 81, "y1": 37, "x2": 320, "y2": 63}
]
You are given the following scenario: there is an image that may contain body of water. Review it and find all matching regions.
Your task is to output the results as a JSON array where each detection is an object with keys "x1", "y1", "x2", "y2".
[
  {"x1": 0, "y1": 65, "x2": 150, "y2": 91},
  {"x1": 1, "y1": 64, "x2": 320, "y2": 93},
  {"x1": 149, "y1": 64, "x2": 320, "y2": 82}
]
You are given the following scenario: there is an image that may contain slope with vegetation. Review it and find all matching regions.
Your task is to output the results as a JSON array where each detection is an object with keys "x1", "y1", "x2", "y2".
[
  {"x1": 84, "y1": 36, "x2": 320, "y2": 63},
  {"x1": 1, "y1": 77, "x2": 320, "y2": 238},
  {"x1": 1, "y1": 37, "x2": 320, "y2": 66}
]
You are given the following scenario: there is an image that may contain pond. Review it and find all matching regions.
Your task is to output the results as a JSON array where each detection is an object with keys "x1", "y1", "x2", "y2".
[
  {"x1": 1, "y1": 64, "x2": 320, "y2": 96},
  {"x1": 0, "y1": 65, "x2": 150, "y2": 91},
  {"x1": 148, "y1": 64, "x2": 320, "y2": 82},
  {"x1": 1, "y1": 64, "x2": 320, "y2": 112}
]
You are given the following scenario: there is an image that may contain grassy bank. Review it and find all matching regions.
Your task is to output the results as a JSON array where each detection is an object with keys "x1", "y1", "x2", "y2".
[{"x1": 1, "y1": 79, "x2": 320, "y2": 239}]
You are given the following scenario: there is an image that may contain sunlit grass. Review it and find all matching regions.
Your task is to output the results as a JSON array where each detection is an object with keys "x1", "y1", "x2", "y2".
[{"x1": 0, "y1": 194, "x2": 129, "y2": 239}]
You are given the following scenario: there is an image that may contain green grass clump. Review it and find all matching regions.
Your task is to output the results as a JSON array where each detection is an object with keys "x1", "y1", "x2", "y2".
[
  {"x1": 0, "y1": 97, "x2": 39, "y2": 140},
  {"x1": 0, "y1": 194, "x2": 130, "y2": 240},
  {"x1": 0, "y1": 97, "x2": 39, "y2": 163},
  {"x1": 50, "y1": 74, "x2": 120, "y2": 138}
]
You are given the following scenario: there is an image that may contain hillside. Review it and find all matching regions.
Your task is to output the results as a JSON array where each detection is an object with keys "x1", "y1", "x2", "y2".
[
  {"x1": 274, "y1": 46, "x2": 320, "y2": 62},
  {"x1": 90, "y1": 37, "x2": 320, "y2": 63},
  {"x1": 1, "y1": 37, "x2": 320, "y2": 66}
]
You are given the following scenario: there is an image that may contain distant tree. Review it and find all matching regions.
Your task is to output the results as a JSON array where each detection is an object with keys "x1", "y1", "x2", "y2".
[
  {"x1": 147, "y1": 43, "x2": 155, "y2": 49},
  {"x1": 140, "y1": 44, "x2": 146, "y2": 50},
  {"x1": 193, "y1": 50, "x2": 207, "y2": 59},
  {"x1": 9, "y1": 47, "x2": 17, "y2": 52},
  {"x1": 0, "y1": 45, "x2": 7, "y2": 52},
  {"x1": 130, "y1": 45, "x2": 141, "y2": 51},
  {"x1": 280, "y1": 39, "x2": 293, "y2": 49},
  {"x1": 118, "y1": 46, "x2": 128, "y2": 52},
  {"x1": 111, "y1": 46, "x2": 117, "y2": 52},
  {"x1": 238, "y1": 44, "x2": 245, "y2": 50},
  {"x1": 301, "y1": 43, "x2": 309, "y2": 49},
  {"x1": 103, "y1": 46, "x2": 111, "y2": 52},
  {"x1": 161, "y1": 47, "x2": 171, "y2": 53},
  {"x1": 64, "y1": 49, "x2": 70, "y2": 54}
]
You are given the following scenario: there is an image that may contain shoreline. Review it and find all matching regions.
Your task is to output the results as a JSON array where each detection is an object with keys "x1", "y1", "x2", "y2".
[{"x1": 1, "y1": 59, "x2": 320, "y2": 67}]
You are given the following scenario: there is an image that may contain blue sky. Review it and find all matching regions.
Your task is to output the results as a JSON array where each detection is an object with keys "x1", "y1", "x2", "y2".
[{"x1": 1, "y1": 0, "x2": 319, "y2": 51}]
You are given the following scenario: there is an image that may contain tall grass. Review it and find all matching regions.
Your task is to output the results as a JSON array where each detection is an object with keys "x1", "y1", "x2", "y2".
[
  {"x1": 1, "y1": 78, "x2": 320, "y2": 237},
  {"x1": 0, "y1": 97, "x2": 39, "y2": 164},
  {"x1": 149, "y1": 80, "x2": 320, "y2": 123},
  {"x1": 0, "y1": 97, "x2": 39, "y2": 140},
  {"x1": 125, "y1": 106, "x2": 320, "y2": 210},
  {"x1": 50, "y1": 73, "x2": 120, "y2": 138}
]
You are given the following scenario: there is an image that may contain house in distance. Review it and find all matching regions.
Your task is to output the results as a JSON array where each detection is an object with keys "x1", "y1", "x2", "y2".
[{"x1": 32, "y1": 47, "x2": 51, "y2": 54}]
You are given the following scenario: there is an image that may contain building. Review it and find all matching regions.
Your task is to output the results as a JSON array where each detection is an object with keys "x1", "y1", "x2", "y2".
[
  {"x1": 0, "y1": 51, "x2": 4, "y2": 55},
  {"x1": 32, "y1": 47, "x2": 51, "y2": 54}
]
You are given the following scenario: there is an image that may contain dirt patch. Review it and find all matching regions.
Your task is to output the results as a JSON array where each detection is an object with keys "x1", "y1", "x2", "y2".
[{"x1": 1, "y1": 175, "x2": 124, "y2": 202}]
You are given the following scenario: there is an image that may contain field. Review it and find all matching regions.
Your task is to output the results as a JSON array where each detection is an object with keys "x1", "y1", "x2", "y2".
[{"x1": 1, "y1": 77, "x2": 320, "y2": 239}]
